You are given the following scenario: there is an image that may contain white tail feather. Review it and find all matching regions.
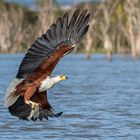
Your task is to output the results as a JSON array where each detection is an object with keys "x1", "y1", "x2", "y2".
[{"x1": 4, "y1": 78, "x2": 23, "y2": 107}]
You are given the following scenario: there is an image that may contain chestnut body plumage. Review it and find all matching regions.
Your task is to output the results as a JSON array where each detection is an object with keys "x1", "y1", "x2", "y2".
[{"x1": 4, "y1": 9, "x2": 90, "y2": 121}]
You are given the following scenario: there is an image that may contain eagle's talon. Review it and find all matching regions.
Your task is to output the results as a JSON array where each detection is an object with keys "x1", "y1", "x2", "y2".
[{"x1": 26, "y1": 100, "x2": 40, "y2": 110}]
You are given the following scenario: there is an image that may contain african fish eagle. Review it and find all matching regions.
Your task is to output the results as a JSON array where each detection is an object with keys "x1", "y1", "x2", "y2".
[{"x1": 4, "y1": 9, "x2": 90, "y2": 121}]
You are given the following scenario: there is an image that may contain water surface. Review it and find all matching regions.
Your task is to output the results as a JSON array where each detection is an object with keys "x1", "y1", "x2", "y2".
[{"x1": 0, "y1": 54, "x2": 140, "y2": 140}]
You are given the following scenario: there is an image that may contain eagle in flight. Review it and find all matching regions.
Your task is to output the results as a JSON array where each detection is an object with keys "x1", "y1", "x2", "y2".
[{"x1": 4, "y1": 9, "x2": 90, "y2": 121}]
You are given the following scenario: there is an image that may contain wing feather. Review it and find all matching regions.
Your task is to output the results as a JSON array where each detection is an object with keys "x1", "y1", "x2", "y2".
[
  {"x1": 16, "y1": 9, "x2": 90, "y2": 79},
  {"x1": 67, "y1": 9, "x2": 80, "y2": 40},
  {"x1": 62, "y1": 12, "x2": 68, "y2": 41}
]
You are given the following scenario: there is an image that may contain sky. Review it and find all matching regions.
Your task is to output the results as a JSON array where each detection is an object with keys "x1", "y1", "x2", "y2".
[{"x1": 6, "y1": 0, "x2": 98, "y2": 7}]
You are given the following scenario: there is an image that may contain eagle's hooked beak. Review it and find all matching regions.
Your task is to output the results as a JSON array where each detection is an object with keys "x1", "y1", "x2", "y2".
[{"x1": 60, "y1": 75, "x2": 68, "y2": 80}]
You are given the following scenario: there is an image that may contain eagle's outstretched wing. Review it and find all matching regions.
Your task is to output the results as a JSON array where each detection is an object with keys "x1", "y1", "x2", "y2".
[{"x1": 16, "y1": 9, "x2": 90, "y2": 79}]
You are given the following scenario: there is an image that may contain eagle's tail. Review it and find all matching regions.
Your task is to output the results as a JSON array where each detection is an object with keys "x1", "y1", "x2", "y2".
[{"x1": 4, "y1": 78, "x2": 23, "y2": 108}]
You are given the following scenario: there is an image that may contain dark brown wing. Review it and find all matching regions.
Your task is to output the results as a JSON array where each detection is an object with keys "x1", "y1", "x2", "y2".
[
  {"x1": 8, "y1": 91, "x2": 61, "y2": 121},
  {"x1": 31, "y1": 91, "x2": 52, "y2": 110},
  {"x1": 16, "y1": 9, "x2": 90, "y2": 79},
  {"x1": 31, "y1": 91, "x2": 63, "y2": 120}
]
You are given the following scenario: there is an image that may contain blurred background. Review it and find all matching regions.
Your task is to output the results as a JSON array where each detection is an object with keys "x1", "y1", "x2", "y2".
[
  {"x1": 0, "y1": 0, "x2": 140, "y2": 60},
  {"x1": 0, "y1": 0, "x2": 140, "y2": 140}
]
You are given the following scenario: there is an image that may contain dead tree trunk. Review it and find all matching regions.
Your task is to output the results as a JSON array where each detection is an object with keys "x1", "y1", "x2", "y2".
[
  {"x1": 84, "y1": 20, "x2": 95, "y2": 59},
  {"x1": 123, "y1": 0, "x2": 140, "y2": 58},
  {"x1": 94, "y1": 0, "x2": 119, "y2": 61},
  {"x1": 36, "y1": 0, "x2": 56, "y2": 36},
  {"x1": 0, "y1": 5, "x2": 24, "y2": 53},
  {"x1": 104, "y1": 35, "x2": 113, "y2": 61}
]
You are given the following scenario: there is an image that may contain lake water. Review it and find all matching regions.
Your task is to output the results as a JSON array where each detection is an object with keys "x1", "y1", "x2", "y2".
[{"x1": 0, "y1": 54, "x2": 140, "y2": 140}]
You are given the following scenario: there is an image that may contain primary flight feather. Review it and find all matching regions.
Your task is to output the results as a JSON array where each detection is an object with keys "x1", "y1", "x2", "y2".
[{"x1": 4, "y1": 9, "x2": 90, "y2": 121}]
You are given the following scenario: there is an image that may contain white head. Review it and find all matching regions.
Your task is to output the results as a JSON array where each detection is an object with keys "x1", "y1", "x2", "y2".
[
  {"x1": 39, "y1": 75, "x2": 68, "y2": 92},
  {"x1": 53, "y1": 75, "x2": 68, "y2": 82}
]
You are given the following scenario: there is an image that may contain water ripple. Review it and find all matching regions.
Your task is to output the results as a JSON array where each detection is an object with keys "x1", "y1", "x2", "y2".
[{"x1": 0, "y1": 54, "x2": 140, "y2": 140}]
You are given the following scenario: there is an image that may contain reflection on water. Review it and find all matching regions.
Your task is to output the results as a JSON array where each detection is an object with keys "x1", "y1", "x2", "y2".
[{"x1": 0, "y1": 54, "x2": 140, "y2": 140}]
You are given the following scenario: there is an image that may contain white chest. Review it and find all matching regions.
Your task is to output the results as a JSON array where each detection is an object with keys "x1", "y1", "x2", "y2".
[{"x1": 39, "y1": 77, "x2": 56, "y2": 92}]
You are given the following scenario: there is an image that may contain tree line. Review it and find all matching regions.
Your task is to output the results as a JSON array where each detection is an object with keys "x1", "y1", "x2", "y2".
[{"x1": 0, "y1": 0, "x2": 140, "y2": 60}]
